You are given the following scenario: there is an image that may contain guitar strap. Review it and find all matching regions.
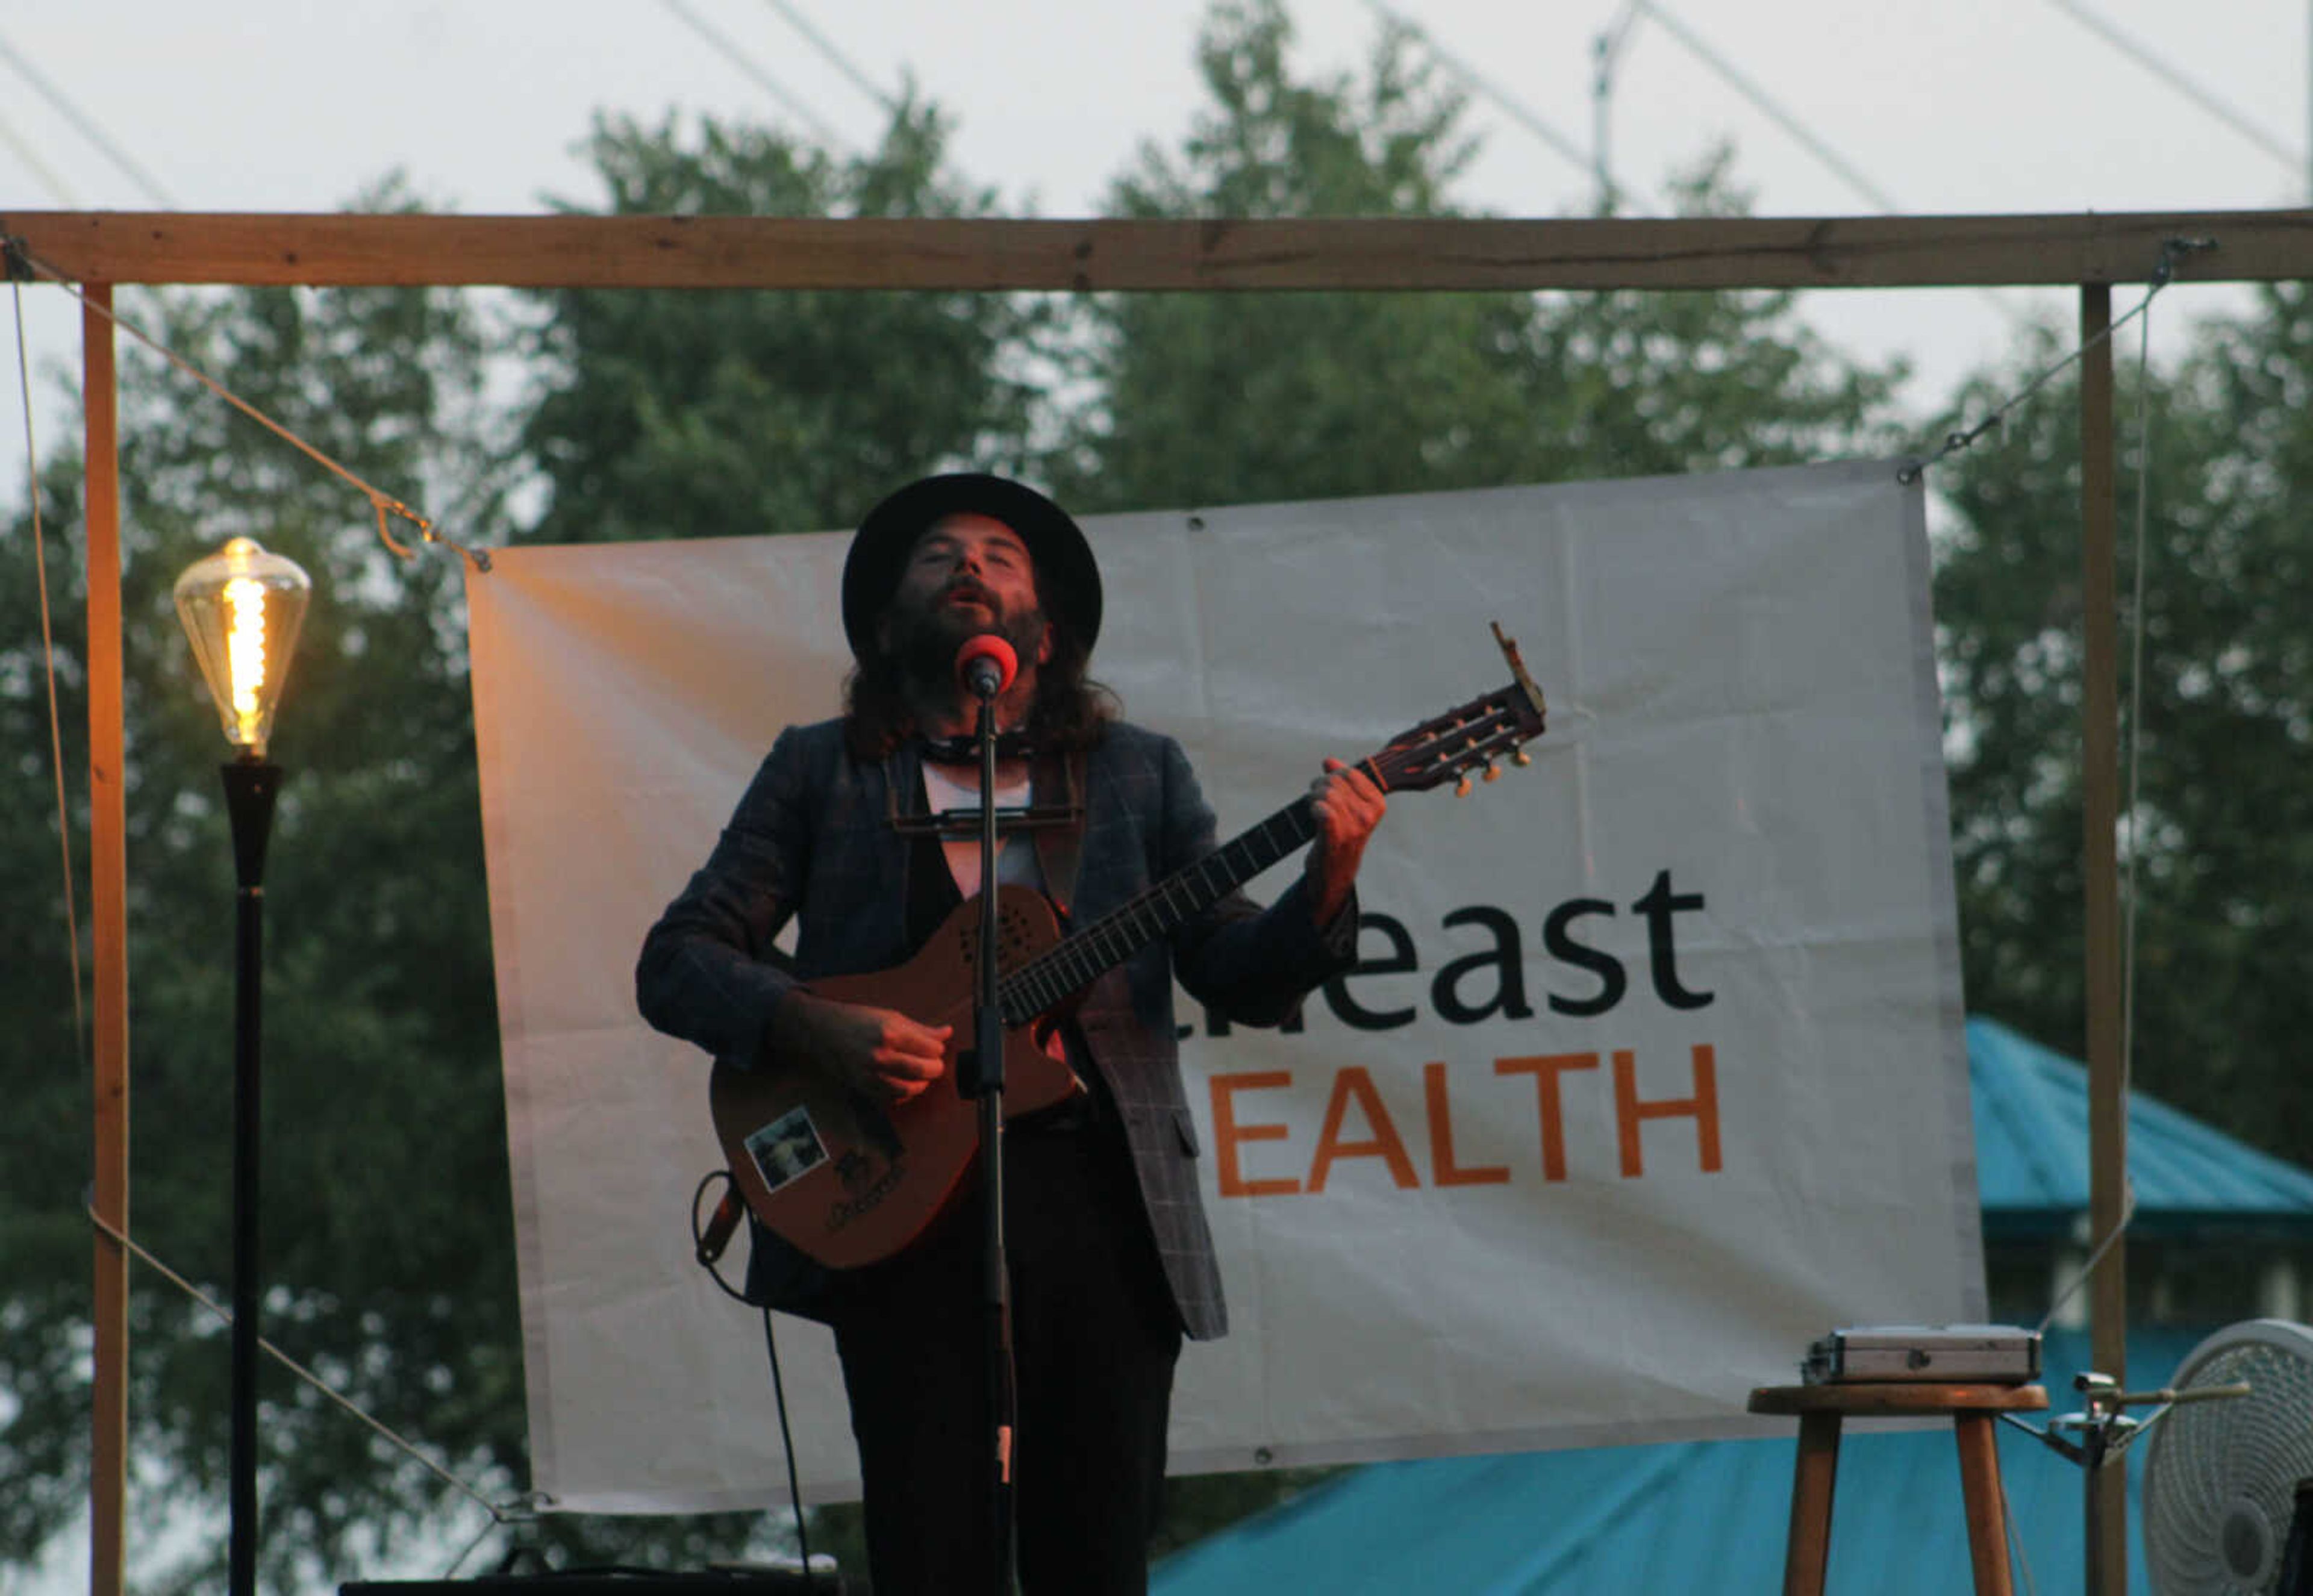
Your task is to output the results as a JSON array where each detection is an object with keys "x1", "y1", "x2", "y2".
[{"x1": 1029, "y1": 750, "x2": 1086, "y2": 917}]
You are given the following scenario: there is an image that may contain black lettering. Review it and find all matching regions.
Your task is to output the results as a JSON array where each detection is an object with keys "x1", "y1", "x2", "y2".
[
  {"x1": 1634, "y1": 869, "x2": 1712, "y2": 1010},
  {"x1": 1431, "y1": 905, "x2": 1534, "y2": 1025},
  {"x1": 1543, "y1": 899, "x2": 1625, "y2": 1017},
  {"x1": 1322, "y1": 911, "x2": 1420, "y2": 1030}
]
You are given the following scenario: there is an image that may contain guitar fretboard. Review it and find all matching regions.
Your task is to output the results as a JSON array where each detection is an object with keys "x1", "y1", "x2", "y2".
[{"x1": 997, "y1": 796, "x2": 1318, "y2": 1023}]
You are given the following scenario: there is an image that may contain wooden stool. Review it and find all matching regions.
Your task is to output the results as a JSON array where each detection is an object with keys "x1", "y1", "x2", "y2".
[{"x1": 1747, "y1": 1382, "x2": 2049, "y2": 1596}]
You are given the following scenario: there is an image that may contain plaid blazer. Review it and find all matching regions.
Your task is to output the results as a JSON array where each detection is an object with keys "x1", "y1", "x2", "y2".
[{"x1": 636, "y1": 716, "x2": 1354, "y2": 1340}]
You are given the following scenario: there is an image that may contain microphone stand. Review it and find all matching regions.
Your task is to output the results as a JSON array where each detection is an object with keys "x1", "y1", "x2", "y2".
[{"x1": 964, "y1": 684, "x2": 1017, "y2": 1596}]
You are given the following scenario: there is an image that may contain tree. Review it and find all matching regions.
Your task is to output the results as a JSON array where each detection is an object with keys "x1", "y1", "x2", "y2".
[
  {"x1": 1, "y1": 99, "x2": 1064, "y2": 1589},
  {"x1": 519, "y1": 103, "x2": 1050, "y2": 546},
  {"x1": 1048, "y1": 0, "x2": 1906, "y2": 517},
  {"x1": 1934, "y1": 285, "x2": 2313, "y2": 1169},
  {"x1": 0, "y1": 209, "x2": 537, "y2": 1586},
  {"x1": 0, "y1": 432, "x2": 107, "y2": 1574}
]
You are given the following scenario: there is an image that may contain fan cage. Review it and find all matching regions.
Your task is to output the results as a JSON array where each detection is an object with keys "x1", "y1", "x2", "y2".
[{"x1": 2143, "y1": 1318, "x2": 2313, "y2": 1596}]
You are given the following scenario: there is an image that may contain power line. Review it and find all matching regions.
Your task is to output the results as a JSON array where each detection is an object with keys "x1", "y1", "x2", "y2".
[
  {"x1": 1593, "y1": 0, "x2": 1649, "y2": 212},
  {"x1": 0, "y1": 26, "x2": 175, "y2": 207},
  {"x1": 757, "y1": 0, "x2": 897, "y2": 113},
  {"x1": 1620, "y1": 2, "x2": 2034, "y2": 334},
  {"x1": 657, "y1": 0, "x2": 846, "y2": 149},
  {"x1": 2041, "y1": 0, "x2": 2306, "y2": 189},
  {"x1": 1355, "y1": 0, "x2": 1658, "y2": 216},
  {"x1": 1633, "y1": 1, "x2": 1903, "y2": 214},
  {"x1": 0, "y1": 105, "x2": 80, "y2": 207}
]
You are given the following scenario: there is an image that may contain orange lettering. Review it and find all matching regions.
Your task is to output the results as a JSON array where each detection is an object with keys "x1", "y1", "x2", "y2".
[
  {"x1": 1612, "y1": 1044, "x2": 1722, "y2": 1177},
  {"x1": 1423, "y1": 1062, "x2": 1508, "y2": 1186},
  {"x1": 1306, "y1": 1067, "x2": 1420, "y2": 1193},
  {"x1": 1210, "y1": 1070, "x2": 1301, "y2": 1197},
  {"x1": 1495, "y1": 1052, "x2": 1599, "y2": 1180}
]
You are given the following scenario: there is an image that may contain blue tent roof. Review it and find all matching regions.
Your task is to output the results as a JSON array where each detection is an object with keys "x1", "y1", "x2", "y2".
[
  {"x1": 1156, "y1": 1021, "x2": 2313, "y2": 1594},
  {"x1": 1153, "y1": 1329, "x2": 2208, "y2": 1596},
  {"x1": 1970, "y1": 1017, "x2": 2313, "y2": 1232}
]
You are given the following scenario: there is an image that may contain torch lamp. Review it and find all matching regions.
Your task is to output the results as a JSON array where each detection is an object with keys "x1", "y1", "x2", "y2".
[{"x1": 172, "y1": 535, "x2": 310, "y2": 1596}]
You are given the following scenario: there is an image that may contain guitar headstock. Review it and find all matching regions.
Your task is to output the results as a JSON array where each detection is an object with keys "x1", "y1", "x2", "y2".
[{"x1": 1363, "y1": 623, "x2": 1550, "y2": 797}]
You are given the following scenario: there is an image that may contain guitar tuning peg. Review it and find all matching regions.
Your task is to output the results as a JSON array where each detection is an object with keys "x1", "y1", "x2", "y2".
[
  {"x1": 1482, "y1": 762, "x2": 1501, "y2": 783},
  {"x1": 1511, "y1": 750, "x2": 1532, "y2": 768},
  {"x1": 1454, "y1": 773, "x2": 1473, "y2": 797}
]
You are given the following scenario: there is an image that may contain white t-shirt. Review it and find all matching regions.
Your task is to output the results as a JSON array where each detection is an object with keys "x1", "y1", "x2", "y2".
[{"x1": 919, "y1": 758, "x2": 1041, "y2": 899}]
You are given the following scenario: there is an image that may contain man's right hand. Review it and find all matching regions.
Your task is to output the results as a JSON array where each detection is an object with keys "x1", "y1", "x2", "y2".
[{"x1": 770, "y1": 991, "x2": 951, "y2": 1103}]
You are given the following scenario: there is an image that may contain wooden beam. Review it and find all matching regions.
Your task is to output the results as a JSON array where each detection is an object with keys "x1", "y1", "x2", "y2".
[
  {"x1": 0, "y1": 208, "x2": 2306, "y2": 292},
  {"x1": 2078, "y1": 283, "x2": 2129, "y2": 1596},
  {"x1": 84, "y1": 286, "x2": 129, "y2": 1596}
]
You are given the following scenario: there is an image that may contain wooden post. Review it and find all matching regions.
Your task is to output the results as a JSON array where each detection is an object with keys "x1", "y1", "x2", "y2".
[
  {"x1": 2079, "y1": 281, "x2": 2129, "y2": 1596},
  {"x1": 1953, "y1": 1414, "x2": 2017, "y2": 1596},
  {"x1": 85, "y1": 285, "x2": 130, "y2": 1596}
]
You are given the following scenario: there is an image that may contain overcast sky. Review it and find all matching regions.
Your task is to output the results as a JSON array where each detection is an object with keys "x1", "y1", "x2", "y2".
[{"x1": 5, "y1": 0, "x2": 2308, "y2": 494}]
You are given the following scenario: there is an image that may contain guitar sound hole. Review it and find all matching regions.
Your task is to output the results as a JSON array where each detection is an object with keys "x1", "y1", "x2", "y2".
[{"x1": 960, "y1": 905, "x2": 1041, "y2": 970}]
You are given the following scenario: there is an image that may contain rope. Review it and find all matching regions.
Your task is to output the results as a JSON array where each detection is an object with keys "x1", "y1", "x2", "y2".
[
  {"x1": 1897, "y1": 235, "x2": 2215, "y2": 484},
  {"x1": 2035, "y1": 1183, "x2": 2140, "y2": 1340},
  {"x1": 0, "y1": 236, "x2": 491, "y2": 572},
  {"x1": 83, "y1": 1203, "x2": 534, "y2": 1530},
  {"x1": 11, "y1": 276, "x2": 87, "y2": 1071}
]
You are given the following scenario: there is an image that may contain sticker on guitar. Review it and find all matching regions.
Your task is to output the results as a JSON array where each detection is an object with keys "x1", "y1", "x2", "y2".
[{"x1": 743, "y1": 1107, "x2": 829, "y2": 1196}]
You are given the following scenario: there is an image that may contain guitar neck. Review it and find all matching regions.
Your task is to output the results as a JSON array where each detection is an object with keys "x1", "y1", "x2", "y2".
[
  {"x1": 999, "y1": 795, "x2": 1317, "y2": 1023},
  {"x1": 990, "y1": 644, "x2": 1550, "y2": 1021}
]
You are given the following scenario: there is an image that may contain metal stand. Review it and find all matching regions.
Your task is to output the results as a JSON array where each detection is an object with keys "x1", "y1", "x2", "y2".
[
  {"x1": 2006, "y1": 1370, "x2": 2252, "y2": 1596},
  {"x1": 962, "y1": 694, "x2": 1016, "y2": 1596},
  {"x1": 221, "y1": 755, "x2": 280, "y2": 1596}
]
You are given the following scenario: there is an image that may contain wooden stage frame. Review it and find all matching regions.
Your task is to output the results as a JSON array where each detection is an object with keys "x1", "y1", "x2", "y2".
[{"x1": 15, "y1": 204, "x2": 2312, "y2": 1596}]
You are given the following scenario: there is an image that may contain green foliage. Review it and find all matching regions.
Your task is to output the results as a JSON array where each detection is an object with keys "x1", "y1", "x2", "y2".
[
  {"x1": 1935, "y1": 285, "x2": 2313, "y2": 1166},
  {"x1": 1049, "y1": 0, "x2": 1905, "y2": 516},
  {"x1": 1, "y1": 101, "x2": 1051, "y2": 1589},
  {"x1": 519, "y1": 104, "x2": 1050, "y2": 545},
  {"x1": 0, "y1": 445, "x2": 96, "y2": 1566}
]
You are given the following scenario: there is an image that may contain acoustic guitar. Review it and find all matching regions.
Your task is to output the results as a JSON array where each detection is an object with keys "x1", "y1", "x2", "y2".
[{"x1": 708, "y1": 625, "x2": 1549, "y2": 1268}]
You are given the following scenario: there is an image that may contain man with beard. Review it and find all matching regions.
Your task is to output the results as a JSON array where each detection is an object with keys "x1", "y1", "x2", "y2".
[{"x1": 637, "y1": 473, "x2": 1385, "y2": 1595}]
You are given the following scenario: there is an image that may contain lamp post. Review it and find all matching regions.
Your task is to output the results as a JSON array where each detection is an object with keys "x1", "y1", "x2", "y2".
[{"x1": 173, "y1": 537, "x2": 310, "y2": 1596}]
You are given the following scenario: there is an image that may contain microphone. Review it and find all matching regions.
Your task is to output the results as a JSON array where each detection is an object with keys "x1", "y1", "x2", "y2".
[{"x1": 955, "y1": 634, "x2": 1018, "y2": 700}]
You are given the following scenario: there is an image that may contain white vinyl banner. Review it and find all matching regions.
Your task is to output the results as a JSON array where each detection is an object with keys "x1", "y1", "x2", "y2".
[{"x1": 468, "y1": 461, "x2": 1981, "y2": 1513}]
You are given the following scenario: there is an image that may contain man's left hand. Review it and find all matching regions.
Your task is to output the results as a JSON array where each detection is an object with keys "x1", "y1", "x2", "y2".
[{"x1": 1305, "y1": 757, "x2": 1387, "y2": 926}]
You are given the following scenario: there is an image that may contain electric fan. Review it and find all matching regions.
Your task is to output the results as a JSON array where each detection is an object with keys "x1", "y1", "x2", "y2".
[{"x1": 2143, "y1": 1318, "x2": 2313, "y2": 1595}]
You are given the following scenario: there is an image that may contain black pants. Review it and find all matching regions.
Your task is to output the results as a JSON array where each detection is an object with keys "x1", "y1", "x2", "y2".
[{"x1": 829, "y1": 1119, "x2": 1184, "y2": 1595}]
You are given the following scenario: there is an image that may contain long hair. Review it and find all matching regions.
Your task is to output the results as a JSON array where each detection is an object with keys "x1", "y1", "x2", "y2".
[{"x1": 842, "y1": 611, "x2": 1118, "y2": 761}]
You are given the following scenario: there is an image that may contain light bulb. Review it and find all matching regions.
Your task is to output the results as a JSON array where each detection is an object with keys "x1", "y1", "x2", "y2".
[{"x1": 175, "y1": 538, "x2": 311, "y2": 758}]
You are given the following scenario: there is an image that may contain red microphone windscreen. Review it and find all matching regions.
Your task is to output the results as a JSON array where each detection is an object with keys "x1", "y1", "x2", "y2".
[{"x1": 955, "y1": 634, "x2": 1019, "y2": 695}]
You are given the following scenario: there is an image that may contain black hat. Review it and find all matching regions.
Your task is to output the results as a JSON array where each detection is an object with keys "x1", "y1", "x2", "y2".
[{"x1": 841, "y1": 473, "x2": 1103, "y2": 660}]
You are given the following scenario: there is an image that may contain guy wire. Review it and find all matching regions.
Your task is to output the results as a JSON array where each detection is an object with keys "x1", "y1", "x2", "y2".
[
  {"x1": 84, "y1": 1203, "x2": 530, "y2": 1530},
  {"x1": 0, "y1": 236, "x2": 491, "y2": 572},
  {"x1": 1898, "y1": 235, "x2": 2215, "y2": 484}
]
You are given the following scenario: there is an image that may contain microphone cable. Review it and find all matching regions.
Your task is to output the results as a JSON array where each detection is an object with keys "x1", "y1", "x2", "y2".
[{"x1": 691, "y1": 1170, "x2": 817, "y2": 1589}]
